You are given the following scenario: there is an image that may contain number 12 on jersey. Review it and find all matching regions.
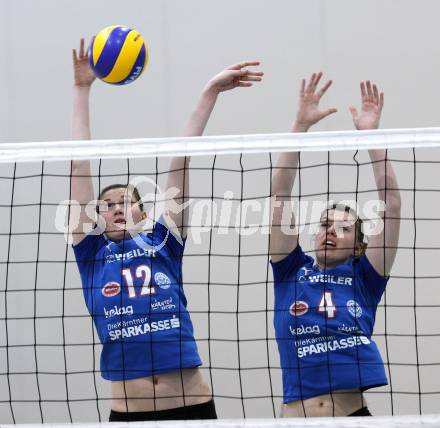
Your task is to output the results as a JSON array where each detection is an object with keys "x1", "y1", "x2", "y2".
[{"x1": 122, "y1": 265, "x2": 156, "y2": 298}]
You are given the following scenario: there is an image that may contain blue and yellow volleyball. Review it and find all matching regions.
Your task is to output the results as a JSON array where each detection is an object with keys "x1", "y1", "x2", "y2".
[{"x1": 89, "y1": 25, "x2": 148, "y2": 85}]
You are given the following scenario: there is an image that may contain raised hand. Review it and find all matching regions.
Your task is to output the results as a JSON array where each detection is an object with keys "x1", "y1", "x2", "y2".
[
  {"x1": 204, "y1": 61, "x2": 263, "y2": 94},
  {"x1": 350, "y1": 81, "x2": 384, "y2": 130},
  {"x1": 293, "y1": 72, "x2": 337, "y2": 132},
  {"x1": 72, "y1": 38, "x2": 96, "y2": 87}
]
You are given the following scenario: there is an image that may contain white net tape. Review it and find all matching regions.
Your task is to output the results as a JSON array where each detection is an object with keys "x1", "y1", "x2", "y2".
[
  {"x1": 1, "y1": 128, "x2": 440, "y2": 163},
  {"x1": 5, "y1": 415, "x2": 440, "y2": 428}
]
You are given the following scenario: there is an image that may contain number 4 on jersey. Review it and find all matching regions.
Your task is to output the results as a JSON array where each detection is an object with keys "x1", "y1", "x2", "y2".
[{"x1": 318, "y1": 291, "x2": 336, "y2": 318}]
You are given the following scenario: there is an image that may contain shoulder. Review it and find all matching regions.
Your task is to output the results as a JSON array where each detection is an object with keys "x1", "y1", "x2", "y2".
[
  {"x1": 149, "y1": 216, "x2": 185, "y2": 254},
  {"x1": 352, "y1": 255, "x2": 388, "y2": 303},
  {"x1": 353, "y1": 255, "x2": 388, "y2": 279},
  {"x1": 271, "y1": 245, "x2": 314, "y2": 284},
  {"x1": 72, "y1": 232, "x2": 107, "y2": 258}
]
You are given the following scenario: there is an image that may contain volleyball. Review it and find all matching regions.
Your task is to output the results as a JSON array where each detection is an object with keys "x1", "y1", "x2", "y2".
[{"x1": 89, "y1": 25, "x2": 148, "y2": 85}]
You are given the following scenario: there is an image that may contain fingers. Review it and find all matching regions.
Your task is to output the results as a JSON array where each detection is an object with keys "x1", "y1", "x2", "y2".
[
  {"x1": 75, "y1": 38, "x2": 90, "y2": 60},
  {"x1": 86, "y1": 36, "x2": 95, "y2": 58},
  {"x1": 349, "y1": 106, "x2": 358, "y2": 119},
  {"x1": 313, "y1": 72, "x2": 323, "y2": 89},
  {"x1": 316, "y1": 79, "x2": 333, "y2": 99},
  {"x1": 360, "y1": 80, "x2": 384, "y2": 108},
  {"x1": 321, "y1": 108, "x2": 338, "y2": 119},
  {"x1": 240, "y1": 70, "x2": 264, "y2": 79},
  {"x1": 72, "y1": 48, "x2": 78, "y2": 63},
  {"x1": 303, "y1": 72, "x2": 331, "y2": 98},
  {"x1": 379, "y1": 92, "x2": 384, "y2": 110},
  {"x1": 305, "y1": 72, "x2": 317, "y2": 93},
  {"x1": 360, "y1": 81, "x2": 367, "y2": 100},
  {"x1": 228, "y1": 60, "x2": 260, "y2": 70},
  {"x1": 239, "y1": 72, "x2": 263, "y2": 82},
  {"x1": 299, "y1": 79, "x2": 306, "y2": 95},
  {"x1": 227, "y1": 69, "x2": 263, "y2": 80},
  {"x1": 372, "y1": 83, "x2": 379, "y2": 104},
  {"x1": 234, "y1": 68, "x2": 264, "y2": 86}
]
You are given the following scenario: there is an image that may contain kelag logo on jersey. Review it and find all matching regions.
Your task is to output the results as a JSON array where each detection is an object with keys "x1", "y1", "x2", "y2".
[
  {"x1": 289, "y1": 301, "x2": 309, "y2": 316},
  {"x1": 104, "y1": 305, "x2": 133, "y2": 319},
  {"x1": 102, "y1": 282, "x2": 121, "y2": 297}
]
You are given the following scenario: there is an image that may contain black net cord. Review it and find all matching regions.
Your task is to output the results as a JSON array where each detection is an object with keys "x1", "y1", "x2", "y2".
[
  {"x1": 207, "y1": 155, "x2": 217, "y2": 405},
  {"x1": 412, "y1": 148, "x2": 422, "y2": 414},
  {"x1": 236, "y1": 154, "x2": 246, "y2": 417},
  {"x1": 61, "y1": 161, "x2": 74, "y2": 422},
  {"x1": 265, "y1": 152, "x2": 276, "y2": 417},
  {"x1": 325, "y1": 150, "x2": 336, "y2": 415},
  {"x1": 32, "y1": 161, "x2": 44, "y2": 422},
  {"x1": 4, "y1": 163, "x2": 17, "y2": 423}
]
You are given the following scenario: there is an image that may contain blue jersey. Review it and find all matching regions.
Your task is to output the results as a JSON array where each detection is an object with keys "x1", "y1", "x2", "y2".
[
  {"x1": 73, "y1": 219, "x2": 202, "y2": 381},
  {"x1": 271, "y1": 245, "x2": 388, "y2": 403}
]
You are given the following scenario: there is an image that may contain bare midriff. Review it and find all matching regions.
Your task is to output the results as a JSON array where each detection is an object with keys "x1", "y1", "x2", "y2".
[
  {"x1": 111, "y1": 368, "x2": 212, "y2": 412},
  {"x1": 282, "y1": 390, "x2": 366, "y2": 417}
]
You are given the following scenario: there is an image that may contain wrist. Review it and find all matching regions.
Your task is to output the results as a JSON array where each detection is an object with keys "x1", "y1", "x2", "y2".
[
  {"x1": 73, "y1": 83, "x2": 92, "y2": 92},
  {"x1": 368, "y1": 148, "x2": 386, "y2": 160},
  {"x1": 291, "y1": 121, "x2": 311, "y2": 133},
  {"x1": 73, "y1": 83, "x2": 93, "y2": 91},
  {"x1": 357, "y1": 125, "x2": 379, "y2": 131},
  {"x1": 199, "y1": 84, "x2": 220, "y2": 106}
]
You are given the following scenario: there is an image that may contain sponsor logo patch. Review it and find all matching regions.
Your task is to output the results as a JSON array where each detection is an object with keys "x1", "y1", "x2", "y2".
[
  {"x1": 155, "y1": 272, "x2": 171, "y2": 289},
  {"x1": 104, "y1": 305, "x2": 133, "y2": 319},
  {"x1": 102, "y1": 282, "x2": 121, "y2": 297},
  {"x1": 289, "y1": 301, "x2": 309, "y2": 316},
  {"x1": 151, "y1": 297, "x2": 176, "y2": 311},
  {"x1": 346, "y1": 300, "x2": 363, "y2": 318},
  {"x1": 289, "y1": 324, "x2": 320, "y2": 336}
]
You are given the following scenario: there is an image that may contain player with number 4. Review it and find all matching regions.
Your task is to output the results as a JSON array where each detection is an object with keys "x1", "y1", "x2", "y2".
[{"x1": 270, "y1": 73, "x2": 401, "y2": 417}]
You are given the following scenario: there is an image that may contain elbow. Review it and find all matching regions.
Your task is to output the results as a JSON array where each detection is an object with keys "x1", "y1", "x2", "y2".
[
  {"x1": 271, "y1": 184, "x2": 291, "y2": 198},
  {"x1": 71, "y1": 161, "x2": 80, "y2": 174},
  {"x1": 271, "y1": 173, "x2": 293, "y2": 198},
  {"x1": 386, "y1": 190, "x2": 401, "y2": 213}
]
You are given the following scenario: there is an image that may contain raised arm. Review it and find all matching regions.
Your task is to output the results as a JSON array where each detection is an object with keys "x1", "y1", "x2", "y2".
[
  {"x1": 270, "y1": 72, "x2": 337, "y2": 262},
  {"x1": 164, "y1": 62, "x2": 263, "y2": 239},
  {"x1": 350, "y1": 81, "x2": 401, "y2": 276},
  {"x1": 70, "y1": 38, "x2": 96, "y2": 245}
]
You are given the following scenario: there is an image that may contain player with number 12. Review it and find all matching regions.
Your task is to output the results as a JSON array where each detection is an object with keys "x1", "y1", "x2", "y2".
[{"x1": 70, "y1": 37, "x2": 263, "y2": 421}]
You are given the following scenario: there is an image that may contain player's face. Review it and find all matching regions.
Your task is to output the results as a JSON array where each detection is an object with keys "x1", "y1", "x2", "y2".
[
  {"x1": 98, "y1": 187, "x2": 145, "y2": 241},
  {"x1": 314, "y1": 209, "x2": 360, "y2": 268}
]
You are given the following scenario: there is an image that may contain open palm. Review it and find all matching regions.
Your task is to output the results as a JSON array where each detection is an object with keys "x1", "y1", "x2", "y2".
[
  {"x1": 294, "y1": 72, "x2": 337, "y2": 131},
  {"x1": 73, "y1": 38, "x2": 96, "y2": 87},
  {"x1": 350, "y1": 81, "x2": 384, "y2": 130}
]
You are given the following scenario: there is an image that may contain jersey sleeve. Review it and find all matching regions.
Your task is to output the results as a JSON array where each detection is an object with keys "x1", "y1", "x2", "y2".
[
  {"x1": 357, "y1": 255, "x2": 389, "y2": 305},
  {"x1": 72, "y1": 233, "x2": 106, "y2": 310},
  {"x1": 270, "y1": 245, "x2": 312, "y2": 284}
]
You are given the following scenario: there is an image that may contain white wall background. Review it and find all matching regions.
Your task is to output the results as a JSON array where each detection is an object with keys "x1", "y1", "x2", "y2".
[{"x1": 0, "y1": 0, "x2": 440, "y2": 424}]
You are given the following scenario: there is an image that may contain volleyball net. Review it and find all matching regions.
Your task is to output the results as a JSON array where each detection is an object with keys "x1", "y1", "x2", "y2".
[{"x1": 0, "y1": 128, "x2": 440, "y2": 423}]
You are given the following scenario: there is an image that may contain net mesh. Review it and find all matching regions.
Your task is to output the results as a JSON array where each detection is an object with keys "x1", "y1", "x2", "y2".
[{"x1": 0, "y1": 130, "x2": 440, "y2": 423}]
